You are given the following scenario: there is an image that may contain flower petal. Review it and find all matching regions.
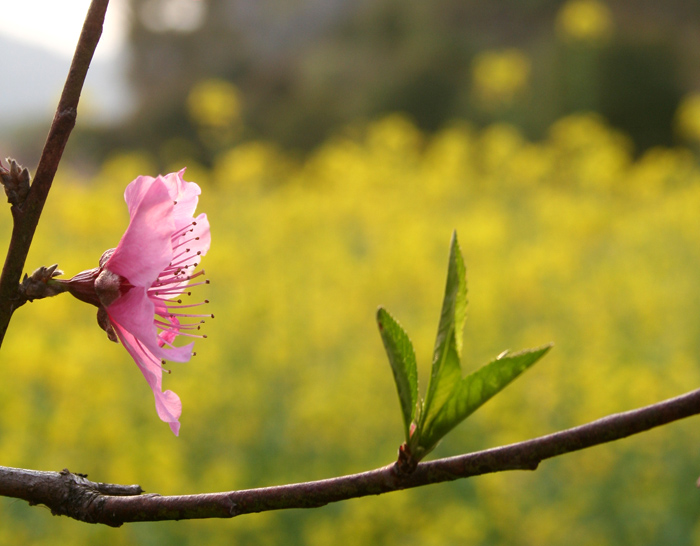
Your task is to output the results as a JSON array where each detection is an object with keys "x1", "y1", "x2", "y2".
[
  {"x1": 111, "y1": 321, "x2": 182, "y2": 436},
  {"x1": 108, "y1": 288, "x2": 194, "y2": 363},
  {"x1": 163, "y1": 169, "x2": 201, "y2": 223},
  {"x1": 124, "y1": 175, "x2": 156, "y2": 218},
  {"x1": 107, "y1": 178, "x2": 175, "y2": 287},
  {"x1": 190, "y1": 213, "x2": 211, "y2": 257}
]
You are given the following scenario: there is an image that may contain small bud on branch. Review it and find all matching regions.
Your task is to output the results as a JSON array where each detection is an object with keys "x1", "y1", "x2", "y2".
[
  {"x1": 0, "y1": 158, "x2": 30, "y2": 207},
  {"x1": 18, "y1": 264, "x2": 65, "y2": 302}
]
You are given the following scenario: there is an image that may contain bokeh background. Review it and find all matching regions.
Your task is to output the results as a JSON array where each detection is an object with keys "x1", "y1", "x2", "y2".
[{"x1": 3, "y1": 0, "x2": 700, "y2": 544}]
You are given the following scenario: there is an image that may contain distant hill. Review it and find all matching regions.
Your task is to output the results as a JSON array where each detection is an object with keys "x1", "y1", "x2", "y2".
[{"x1": 0, "y1": 34, "x2": 131, "y2": 130}]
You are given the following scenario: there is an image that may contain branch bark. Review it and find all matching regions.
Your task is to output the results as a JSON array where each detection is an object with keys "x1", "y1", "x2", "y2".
[
  {"x1": 0, "y1": 0, "x2": 110, "y2": 346},
  {"x1": 2, "y1": 386, "x2": 699, "y2": 527}
]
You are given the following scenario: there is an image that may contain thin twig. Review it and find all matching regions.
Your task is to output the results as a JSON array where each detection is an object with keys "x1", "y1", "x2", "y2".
[
  {"x1": 2, "y1": 386, "x2": 699, "y2": 527},
  {"x1": 0, "y1": 0, "x2": 110, "y2": 346}
]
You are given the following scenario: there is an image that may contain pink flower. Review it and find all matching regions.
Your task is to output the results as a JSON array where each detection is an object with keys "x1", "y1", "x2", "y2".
[{"x1": 57, "y1": 169, "x2": 211, "y2": 435}]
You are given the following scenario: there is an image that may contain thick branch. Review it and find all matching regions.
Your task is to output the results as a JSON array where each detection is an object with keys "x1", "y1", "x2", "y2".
[
  {"x1": 0, "y1": 0, "x2": 110, "y2": 346},
  {"x1": 2, "y1": 386, "x2": 699, "y2": 527}
]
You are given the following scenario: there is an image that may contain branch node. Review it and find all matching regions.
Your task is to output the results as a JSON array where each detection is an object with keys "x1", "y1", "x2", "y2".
[
  {"x1": 56, "y1": 107, "x2": 78, "y2": 128},
  {"x1": 227, "y1": 495, "x2": 240, "y2": 516},
  {"x1": 395, "y1": 442, "x2": 419, "y2": 476}
]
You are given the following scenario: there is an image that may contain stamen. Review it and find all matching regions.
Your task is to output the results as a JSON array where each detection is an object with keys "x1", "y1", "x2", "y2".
[
  {"x1": 155, "y1": 320, "x2": 204, "y2": 331},
  {"x1": 133, "y1": 212, "x2": 210, "y2": 364},
  {"x1": 165, "y1": 301, "x2": 209, "y2": 309},
  {"x1": 160, "y1": 311, "x2": 212, "y2": 318},
  {"x1": 171, "y1": 221, "x2": 194, "y2": 239},
  {"x1": 168, "y1": 252, "x2": 198, "y2": 269},
  {"x1": 157, "y1": 325, "x2": 207, "y2": 342},
  {"x1": 151, "y1": 284, "x2": 204, "y2": 296},
  {"x1": 173, "y1": 235, "x2": 201, "y2": 248}
]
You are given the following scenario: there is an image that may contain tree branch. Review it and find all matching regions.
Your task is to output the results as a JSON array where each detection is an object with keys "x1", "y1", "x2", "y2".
[
  {"x1": 0, "y1": 0, "x2": 110, "y2": 346},
  {"x1": 2, "y1": 386, "x2": 699, "y2": 527}
]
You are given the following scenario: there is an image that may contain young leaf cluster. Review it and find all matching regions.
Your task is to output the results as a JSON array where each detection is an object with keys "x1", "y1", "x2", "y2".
[{"x1": 378, "y1": 232, "x2": 551, "y2": 468}]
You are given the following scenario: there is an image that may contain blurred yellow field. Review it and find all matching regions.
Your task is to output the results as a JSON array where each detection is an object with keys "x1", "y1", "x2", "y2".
[{"x1": 3, "y1": 111, "x2": 700, "y2": 543}]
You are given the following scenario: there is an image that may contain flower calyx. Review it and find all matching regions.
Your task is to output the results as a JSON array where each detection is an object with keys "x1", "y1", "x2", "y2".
[
  {"x1": 95, "y1": 266, "x2": 125, "y2": 308},
  {"x1": 97, "y1": 307, "x2": 118, "y2": 343}
]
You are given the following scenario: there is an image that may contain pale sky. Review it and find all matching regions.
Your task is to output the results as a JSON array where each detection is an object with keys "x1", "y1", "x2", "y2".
[{"x1": 0, "y1": 0, "x2": 128, "y2": 59}]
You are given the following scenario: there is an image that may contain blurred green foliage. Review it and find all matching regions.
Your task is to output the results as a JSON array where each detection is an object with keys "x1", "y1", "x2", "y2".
[
  {"x1": 109, "y1": 0, "x2": 696, "y2": 168},
  {"x1": 2, "y1": 111, "x2": 700, "y2": 543}
]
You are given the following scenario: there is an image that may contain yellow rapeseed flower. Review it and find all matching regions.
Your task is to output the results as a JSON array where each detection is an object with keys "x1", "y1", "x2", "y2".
[
  {"x1": 187, "y1": 78, "x2": 242, "y2": 129},
  {"x1": 471, "y1": 49, "x2": 531, "y2": 109},
  {"x1": 674, "y1": 92, "x2": 700, "y2": 144},
  {"x1": 555, "y1": 0, "x2": 614, "y2": 43}
]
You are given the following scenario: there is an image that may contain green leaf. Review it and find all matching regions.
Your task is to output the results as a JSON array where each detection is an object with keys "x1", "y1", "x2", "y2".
[
  {"x1": 376, "y1": 231, "x2": 552, "y2": 464},
  {"x1": 377, "y1": 307, "x2": 419, "y2": 441},
  {"x1": 418, "y1": 231, "x2": 468, "y2": 434},
  {"x1": 418, "y1": 344, "x2": 553, "y2": 453}
]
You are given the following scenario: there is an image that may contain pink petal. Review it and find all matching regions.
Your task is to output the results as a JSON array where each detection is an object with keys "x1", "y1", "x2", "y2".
[
  {"x1": 108, "y1": 286, "x2": 156, "y2": 336},
  {"x1": 162, "y1": 169, "x2": 201, "y2": 225},
  {"x1": 190, "y1": 213, "x2": 211, "y2": 257},
  {"x1": 124, "y1": 175, "x2": 157, "y2": 218},
  {"x1": 108, "y1": 288, "x2": 194, "y2": 363},
  {"x1": 111, "y1": 321, "x2": 182, "y2": 436},
  {"x1": 158, "y1": 321, "x2": 180, "y2": 347},
  {"x1": 107, "y1": 178, "x2": 175, "y2": 287}
]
